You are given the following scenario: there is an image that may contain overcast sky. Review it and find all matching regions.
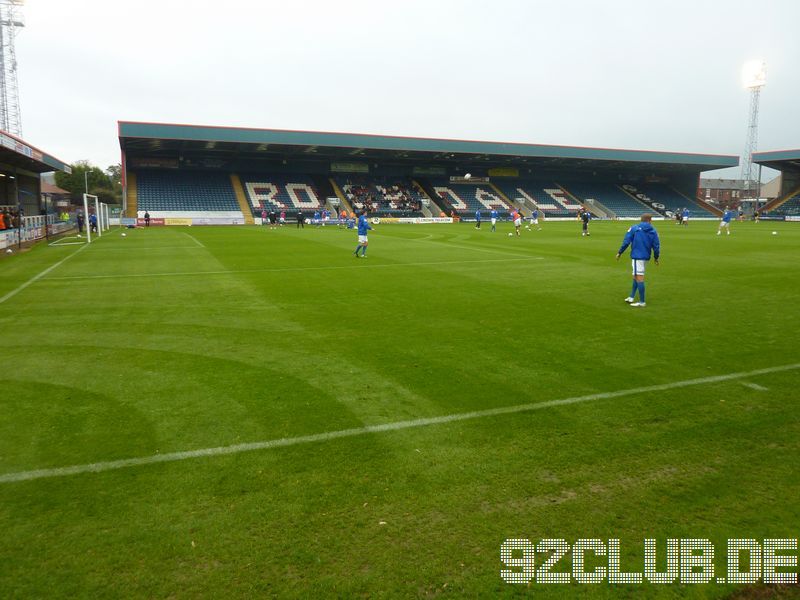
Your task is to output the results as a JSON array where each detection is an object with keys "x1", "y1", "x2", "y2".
[{"x1": 16, "y1": 0, "x2": 800, "y2": 178}]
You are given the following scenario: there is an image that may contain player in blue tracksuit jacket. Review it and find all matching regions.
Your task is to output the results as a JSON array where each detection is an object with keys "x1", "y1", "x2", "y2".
[
  {"x1": 616, "y1": 214, "x2": 660, "y2": 308},
  {"x1": 475, "y1": 209, "x2": 482, "y2": 229},
  {"x1": 490, "y1": 209, "x2": 498, "y2": 232},
  {"x1": 717, "y1": 209, "x2": 733, "y2": 236},
  {"x1": 354, "y1": 212, "x2": 373, "y2": 257}
]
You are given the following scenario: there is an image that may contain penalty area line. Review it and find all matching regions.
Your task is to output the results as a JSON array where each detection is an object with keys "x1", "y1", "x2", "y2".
[{"x1": 1, "y1": 362, "x2": 797, "y2": 484}]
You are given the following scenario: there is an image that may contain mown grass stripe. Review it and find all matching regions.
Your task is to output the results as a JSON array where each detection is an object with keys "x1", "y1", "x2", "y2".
[{"x1": 1, "y1": 362, "x2": 796, "y2": 484}]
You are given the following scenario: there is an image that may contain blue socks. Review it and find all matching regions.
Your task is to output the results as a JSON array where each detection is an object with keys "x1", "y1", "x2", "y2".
[
  {"x1": 354, "y1": 245, "x2": 361, "y2": 255},
  {"x1": 631, "y1": 280, "x2": 638, "y2": 299},
  {"x1": 637, "y1": 281, "x2": 646, "y2": 303}
]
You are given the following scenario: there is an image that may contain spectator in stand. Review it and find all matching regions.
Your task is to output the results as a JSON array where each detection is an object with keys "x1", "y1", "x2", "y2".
[{"x1": 0, "y1": 210, "x2": 5, "y2": 230}]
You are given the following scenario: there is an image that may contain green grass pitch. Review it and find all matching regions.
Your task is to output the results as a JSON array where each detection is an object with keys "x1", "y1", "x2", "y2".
[{"x1": 0, "y1": 219, "x2": 798, "y2": 598}]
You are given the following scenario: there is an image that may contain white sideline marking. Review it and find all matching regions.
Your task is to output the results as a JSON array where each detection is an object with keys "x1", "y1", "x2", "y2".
[
  {"x1": 740, "y1": 381, "x2": 769, "y2": 391},
  {"x1": 1, "y1": 362, "x2": 796, "y2": 484},
  {"x1": 43, "y1": 257, "x2": 544, "y2": 281},
  {"x1": 0, "y1": 243, "x2": 88, "y2": 305},
  {"x1": 182, "y1": 231, "x2": 206, "y2": 248}
]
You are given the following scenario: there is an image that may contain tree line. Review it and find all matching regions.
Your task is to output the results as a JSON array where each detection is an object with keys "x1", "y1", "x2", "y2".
[{"x1": 55, "y1": 161, "x2": 122, "y2": 205}]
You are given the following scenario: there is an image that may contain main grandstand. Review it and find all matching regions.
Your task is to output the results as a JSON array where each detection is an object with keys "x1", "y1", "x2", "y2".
[
  {"x1": 118, "y1": 122, "x2": 735, "y2": 224},
  {"x1": 754, "y1": 149, "x2": 800, "y2": 219}
]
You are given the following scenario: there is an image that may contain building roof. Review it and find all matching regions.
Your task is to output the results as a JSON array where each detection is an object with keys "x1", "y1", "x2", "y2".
[
  {"x1": 41, "y1": 181, "x2": 70, "y2": 195},
  {"x1": 0, "y1": 130, "x2": 71, "y2": 174},
  {"x1": 118, "y1": 121, "x2": 738, "y2": 173},
  {"x1": 753, "y1": 149, "x2": 800, "y2": 174},
  {"x1": 699, "y1": 178, "x2": 748, "y2": 190}
]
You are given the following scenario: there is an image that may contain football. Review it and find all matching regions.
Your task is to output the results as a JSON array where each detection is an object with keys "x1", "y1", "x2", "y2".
[
  {"x1": 121, "y1": 233, "x2": 127, "y2": 237},
  {"x1": 464, "y1": 173, "x2": 471, "y2": 180},
  {"x1": 508, "y1": 232, "x2": 513, "y2": 237}
]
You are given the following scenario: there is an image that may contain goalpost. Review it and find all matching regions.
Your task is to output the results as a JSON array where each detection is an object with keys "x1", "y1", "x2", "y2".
[
  {"x1": 81, "y1": 193, "x2": 110, "y2": 243},
  {"x1": 49, "y1": 194, "x2": 109, "y2": 247}
]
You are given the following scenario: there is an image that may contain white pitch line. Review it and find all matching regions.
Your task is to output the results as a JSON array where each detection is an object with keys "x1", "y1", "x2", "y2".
[
  {"x1": 1, "y1": 362, "x2": 796, "y2": 484},
  {"x1": 89, "y1": 246, "x2": 206, "y2": 251},
  {"x1": 43, "y1": 256, "x2": 544, "y2": 282},
  {"x1": 740, "y1": 381, "x2": 769, "y2": 391},
  {"x1": 0, "y1": 243, "x2": 88, "y2": 305},
  {"x1": 182, "y1": 231, "x2": 206, "y2": 248}
]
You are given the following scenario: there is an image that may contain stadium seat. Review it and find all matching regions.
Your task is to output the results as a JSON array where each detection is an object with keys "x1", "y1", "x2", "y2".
[
  {"x1": 562, "y1": 182, "x2": 649, "y2": 218},
  {"x1": 771, "y1": 196, "x2": 800, "y2": 216},
  {"x1": 623, "y1": 183, "x2": 715, "y2": 217},
  {"x1": 429, "y1": 179, "x2": 510, "y2": 217},
  {"x1": 492, "y1": 181, "x2": 582, "y2": 217},
  {"x1": 136, "y1": 170, "x2": 239, "y2": 212},
  {"x1": 335, "y1": 176, "x2": 424, "y2": 216},
  {"x1": 240, "y1": 174, "x2": 322, "y2": 216}
]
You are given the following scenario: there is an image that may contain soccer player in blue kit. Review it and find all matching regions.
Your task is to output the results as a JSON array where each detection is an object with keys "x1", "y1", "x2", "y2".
[
  {"x1": 475, "y1": 209, "x2": 482, "y2": 229},
  {"x1": 717, "y1": 208, "x2": 733, "y2": 235},
  {"x1": 490, "y1": 209, "x2": 498, "y2": 232},
  {"x1": 354, "y1": 211, "x2": 373, "y2": 258},
  {"x1": 616, "y1": 214, "x2": 660, "y2": 308}
]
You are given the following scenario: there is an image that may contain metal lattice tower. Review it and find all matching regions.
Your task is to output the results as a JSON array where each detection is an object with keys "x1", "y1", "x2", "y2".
[
  {"x1": 740, "y1": 60, "x2": 766, "y2": 201},
  {"x1": 0, "y1": 0, "x2": 24, "y2": 137}
]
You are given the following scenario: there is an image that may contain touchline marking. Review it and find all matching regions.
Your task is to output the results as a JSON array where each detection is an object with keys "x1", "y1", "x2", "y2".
[
  {"x1": 0, "y1": 243, "x2": 88, "y2": 305},
  {"x1": 740, "y1": 381, "x2": 769, "y2": 391},
  {"x1": 43, "y1": 257, "x2": 544, "y2": 281},
  {"x1": 1, "y1": 362, "x2": 796, "y2": 484}
]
